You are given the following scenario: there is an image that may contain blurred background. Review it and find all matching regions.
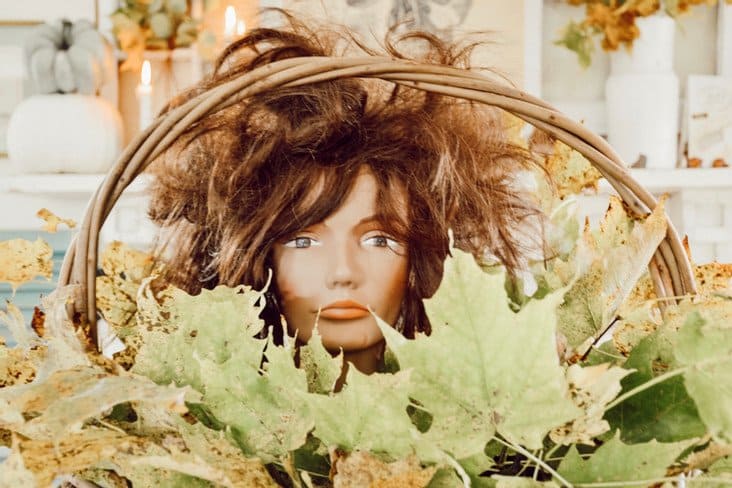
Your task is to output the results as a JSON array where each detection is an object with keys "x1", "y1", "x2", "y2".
[{"x1": 1, "y1": 0, "x2": 731, "y2": 329}]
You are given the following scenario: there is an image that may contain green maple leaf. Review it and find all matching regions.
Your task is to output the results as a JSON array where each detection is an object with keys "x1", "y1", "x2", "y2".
[
  {"x1": 133, "y1": 284, "x2": 312, "y2": 462},
  {"x1": 705, "y1": 455, "x2": 732, "y2": 486},
  {"x1": 378, "y1": 248, "x2": 581, "y2": 458},
  {"x1": 304, "y1": 367, "x2": 419, "y2": 458},
  {"x1": 557, "y1": 433, "x2": 694, "y2": 484},
  {"x1": 675, "y1": 312, "x2": 732, "y2": 444},
  {"x1": 605, "y1": 329, "x2": 705, "y2": 443},
  {"x1": 555, "y1": 20, "x2": 595, "y2": 68},
  {"x1": 299, "y1": 327, "x2": 342, "y2": 394}
]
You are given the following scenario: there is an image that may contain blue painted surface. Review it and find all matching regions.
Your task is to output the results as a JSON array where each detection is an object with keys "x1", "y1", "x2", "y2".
[{"x1": 0, "y1": 230, "x2": 72, "y2": 344}]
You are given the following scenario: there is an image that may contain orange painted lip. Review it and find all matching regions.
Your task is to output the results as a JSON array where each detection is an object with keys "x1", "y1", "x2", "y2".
[{"x1": 319, "y1": 301, "x2": 369, "y2": 320}]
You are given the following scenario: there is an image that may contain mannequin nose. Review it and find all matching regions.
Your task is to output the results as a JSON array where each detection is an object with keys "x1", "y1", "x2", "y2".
[{"x1": 326, "y1": 240, "x2": 362, "y2": 289}]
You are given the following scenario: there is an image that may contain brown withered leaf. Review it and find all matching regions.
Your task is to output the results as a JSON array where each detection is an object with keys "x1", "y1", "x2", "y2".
[
  {"x1": 585, "y1": 3, "x2": 641, "y2": 51},
  {"x1": 0, "y1": 238, "x2": 53, "y2": 291},
  {"x1": 680, "y1": 441, "x2": 732, "y2": 473},
  {"x1": 17, "y1": 429, "x2": 145, "y2": 487},
  {"x1": 332, "y1": 450, "x2": 436, "y2": 488},
  {"x1": 30, "y1": 307, "x2": 45, "y2": 338},
  {"x1": 36, "y1": 208, "x2": 76, "y2": 233},
  {"x1": 634, "y1": 0, "x2": 661, "y2": 17},
  {"x1": 1, "y1": 366, "x2": 191, "y2": 441}
]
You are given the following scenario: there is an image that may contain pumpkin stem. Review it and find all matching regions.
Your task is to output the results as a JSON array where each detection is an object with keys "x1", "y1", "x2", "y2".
[{"x1": 60, "y1": 19, "x2": 73, "y2": 50}]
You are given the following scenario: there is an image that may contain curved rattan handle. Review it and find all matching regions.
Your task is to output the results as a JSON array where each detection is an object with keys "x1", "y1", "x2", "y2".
[{"x1": 58, "y1": 56, "x2": 696, "y2": 349}]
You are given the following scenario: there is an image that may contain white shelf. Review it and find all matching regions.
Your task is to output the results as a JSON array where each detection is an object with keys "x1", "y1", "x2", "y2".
[
  {"x1": 0, "y1": 158, "x2": 151, "y2": 232},
  {"x1": 596, "y1": 167, "x2": 732, "y2": 194},
  {"x1": 0, "y1": 159, "x2": 150, "y2": 195},
  {"x1": 625, "y1": 168, "x2": 732, "y2": 192}
]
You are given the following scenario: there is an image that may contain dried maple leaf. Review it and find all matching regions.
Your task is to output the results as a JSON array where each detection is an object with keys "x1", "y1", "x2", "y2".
[
  {"x1": 30, "y1": 307, "x2": 45, "y2": 338},
  {"x1": 543, "y1": 141, "x2": 602, "y2": 199},
  {"x1": 0, "y1": 301, "x2": 34, "y2": 348},
  {"x1": 36, "y1": 208, "x2": 76, "y2": 233},
  {"x1": 331, "y1": 450, "x2": 436, "y2": 488},
  {"x1": 0, "y1": 345, "x2": 46, "y2": 388},
  {"x1": 550, "y1": 363, "x2": 632, "y2": 445},
  {"x1": 0, "y1": 238, "x2": 53, "y2": 291},
  {"x1": 95, "y1": 241, "x2": 159, "y2": 367},
  {"x1": 694, "y1": 262, "x2": 732, "y2": 295}
]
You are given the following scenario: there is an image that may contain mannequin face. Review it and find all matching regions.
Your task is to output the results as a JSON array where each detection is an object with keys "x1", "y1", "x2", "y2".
[{"x1": 272, "y1": 170, "x2": 409, "y2": 354}]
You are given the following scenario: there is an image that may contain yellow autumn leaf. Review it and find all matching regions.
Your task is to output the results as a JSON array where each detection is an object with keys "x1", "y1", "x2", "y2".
[
  {"x1": 0, "y1": 238, "x2": 53, "y2": 291},
  {"x1": 543, "y1": 141, "x2": 602, "y2": 199},
  {"x1": 36, "y1": 208, "x2": 76, "y2": 233}
]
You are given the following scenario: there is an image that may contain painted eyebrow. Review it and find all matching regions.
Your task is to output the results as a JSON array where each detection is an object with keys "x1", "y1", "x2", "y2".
[
  {"x1": 315, "y1": 216, "x2": 382, "y2": 229},
  {"x1": 304, "y1": 215, "x2": 399, "y2": 232}
]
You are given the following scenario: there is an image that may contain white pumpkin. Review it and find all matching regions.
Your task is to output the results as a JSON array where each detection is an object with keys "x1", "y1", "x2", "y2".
[{"x1": 7, "y1": 94, "x2": 123, "y2": 174}]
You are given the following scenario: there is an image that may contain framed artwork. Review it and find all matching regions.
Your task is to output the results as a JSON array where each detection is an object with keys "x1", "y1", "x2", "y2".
[
  {"x1": 283, "y1": 0, "x2": 525, "y2": 88},
  {"x1": 0, "y1": 0, "x2": 98, "y2": 25},
  {"x1": 0, "y1": 47, "x2": 25, "y2": 156},
  {"x1": 686, "y1": 75, "x2": 732, "y2": 167}
]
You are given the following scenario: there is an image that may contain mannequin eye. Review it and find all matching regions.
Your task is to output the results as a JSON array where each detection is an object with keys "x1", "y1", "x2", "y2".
[
  {"x1": 284, "y1": 236, "x2": 320, "y2": 249},
  {"x1": 363, "y1": 234, "x2": 401, "y2": 251}
]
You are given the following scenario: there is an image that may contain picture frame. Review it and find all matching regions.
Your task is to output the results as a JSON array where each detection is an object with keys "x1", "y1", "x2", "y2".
[
  {"x1": 0, "y1": 0, "x2": 98, "y2": 26},
  {"x1": 0, "y1": 46, "x2": 25, "y2": 157},
  {"x1": 686, "y1": 74, "x2": 732, "y2": 168}
]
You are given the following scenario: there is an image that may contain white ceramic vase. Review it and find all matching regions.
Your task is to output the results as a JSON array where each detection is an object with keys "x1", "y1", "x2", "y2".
[{"x1": 605, "y1": 14, "x2": 680, "y2": 169}]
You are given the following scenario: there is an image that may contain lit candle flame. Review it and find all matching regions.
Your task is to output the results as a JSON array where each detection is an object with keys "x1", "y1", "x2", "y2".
[
  {"x1": 224, "y1": 5, "x2": 237, "y2": 39},
  {"x1": 236, "y1": 19, "x2": 246, "y2": 36},
  {"x1": 141, "y1": 60, "x2": 151, "y2": 87}
]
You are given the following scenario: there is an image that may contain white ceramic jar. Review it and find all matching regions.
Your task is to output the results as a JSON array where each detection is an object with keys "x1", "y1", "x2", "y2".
[{"x1": 605, "y1": 14, "x2": 680, "y2": 169}]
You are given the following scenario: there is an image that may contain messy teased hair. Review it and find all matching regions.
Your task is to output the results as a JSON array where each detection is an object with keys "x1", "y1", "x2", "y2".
[{"x1": 148, "y1": 13, "x2": 540, "y2": 338}]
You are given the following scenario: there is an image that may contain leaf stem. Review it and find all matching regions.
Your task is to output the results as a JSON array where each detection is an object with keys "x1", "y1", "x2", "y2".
[
  {"x1": 441, "y1": 451, "x2": 471, "y2": 488},
  {"x1": 603, "y1": 366, "x2": 687, "y2": 412},
  {"x1": 543, "y1": 443, "x2": 562, "y2": 463},
  {"x1": 283, "y1": 453, "x2": 303, "y2": 488},
  {"x1": 492, "y1": 436, "x2": 573, "y2": 487},
  {"x1": 588, "y1": 345, "x2": 626, "y2": 361},
  {"x1": 576, "y1": 478, "x2": 678, "y2": 487}
]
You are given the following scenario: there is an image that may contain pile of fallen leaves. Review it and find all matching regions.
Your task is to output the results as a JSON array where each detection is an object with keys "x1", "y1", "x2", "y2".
[{"x1": 1, "y1": 142, "x2": 731, "y2": 487}]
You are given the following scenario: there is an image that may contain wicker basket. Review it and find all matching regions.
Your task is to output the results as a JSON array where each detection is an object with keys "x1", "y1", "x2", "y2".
[{"x1": 57, "y1": 56, "x2": 697, "y2": 349}]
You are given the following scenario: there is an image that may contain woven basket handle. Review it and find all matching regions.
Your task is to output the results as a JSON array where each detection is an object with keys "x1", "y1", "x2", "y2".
[{"x1": 57, "y1": 56, "x2": 696, "y2": 349}]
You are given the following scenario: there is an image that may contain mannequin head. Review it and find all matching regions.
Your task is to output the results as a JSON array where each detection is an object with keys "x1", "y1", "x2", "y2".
[{"x1": 148, "y1": 17, "x2": 539, "y2": 362}]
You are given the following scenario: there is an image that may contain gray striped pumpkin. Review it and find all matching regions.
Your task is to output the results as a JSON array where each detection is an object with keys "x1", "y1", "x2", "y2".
[{"x1": 25, "y1": 19, "x2": 114, "y2": 95}]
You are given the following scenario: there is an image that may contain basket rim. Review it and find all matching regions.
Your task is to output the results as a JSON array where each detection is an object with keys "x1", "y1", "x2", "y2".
[{"x1": 57, "y1": 55, "x2": 696, "y2": 350}]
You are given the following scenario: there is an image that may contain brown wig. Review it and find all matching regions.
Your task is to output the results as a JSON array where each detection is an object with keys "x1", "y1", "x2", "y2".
[{"x1": 147, "y1": 13, "x2": 540, "y2": 339}]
